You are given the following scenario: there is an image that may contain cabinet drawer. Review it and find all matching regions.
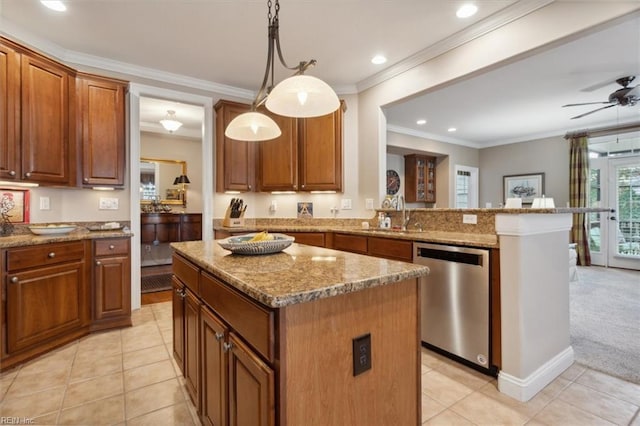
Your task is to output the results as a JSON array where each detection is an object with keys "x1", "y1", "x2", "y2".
[
  {"x1": 94, "y1": 238, "x2": 129, "y2": 256},
  {"x1": 200, "y1": 271, "x2": 274, "y2": 362},
  {"x1": 289, "y1": 232, "x2": 325, "y2": 247},
  {"x1": 6, "y1": 241, "x2": 86, "y2": 272},
  {"x1": 368, "y1": 237, "x2": 413, "y2": 261},
  {"x1": 173, "y1": 253, "x2": 199, "y2": 294},
  {"x1": 333, "y1": 233, "x2": 367, "y2": 254}
]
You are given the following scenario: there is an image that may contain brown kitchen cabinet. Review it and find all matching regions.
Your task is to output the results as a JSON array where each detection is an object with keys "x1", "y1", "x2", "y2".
[
  {"x1": 298, "y1": 100, "x2": 345, "y2": 191},
  {"x1": 0, "y1": 37, "x2": 77, "y2": 186},
  {"x1": 179, "y1": 213, "x2": 203, "y2": 241},
  {"x1": 256, "y1": 111, "x2": 298, "y2": 192},
  {"x1": 172, "y1": 276, "x2": 186, "y2": 374},
  {"x1": 92, "y1": 238, "x2": 131, "y2": 331},
  {"x1": 184, "y1": 286, "x2": 201, "y2": 409},
  {"x1": 2, "y1": 241, "x2": 91, "y2": 370},
  {"x1": 405, "y1": 154, "x2": 436, "y2": 203},
  {"x1": 215, "y1": 100, "x2": 255, "y2": 192},
  {"x1": 287, "y1": 231, "x2": 326, "y2": 247},
  {"x1": 77, "y1": 73, "x2": 126, "y2": 187},
  {"x1": 332, "y1": 233, "x2": 368, "y2": 254}
]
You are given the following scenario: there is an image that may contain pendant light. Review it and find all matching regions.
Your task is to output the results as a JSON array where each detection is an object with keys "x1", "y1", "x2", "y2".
[
  {"x1": 160, "y1": 110, "x2": 183, "y2": 133},
  {"x1": 225, "y1": 0, "x2": 339, "y2": 142}
]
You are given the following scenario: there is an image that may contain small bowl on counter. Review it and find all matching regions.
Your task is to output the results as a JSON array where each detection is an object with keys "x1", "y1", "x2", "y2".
[{"x1": 28, "y1": 225, "x2": 77, "y2": 235}]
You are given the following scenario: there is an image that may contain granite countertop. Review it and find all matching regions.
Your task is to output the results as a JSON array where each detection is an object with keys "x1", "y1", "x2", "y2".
[
  {"x1": 171, "y1": 240, "x2": 429, "y2": 308},
  {"x1": 0, "y1": 227, "x2": 132, "y2": 248}
]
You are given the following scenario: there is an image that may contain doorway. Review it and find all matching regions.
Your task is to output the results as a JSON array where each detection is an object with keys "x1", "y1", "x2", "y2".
[
  {"x1": 128, "y1": 84, "x2": 214, "y2": 310},
  {"x1": 588, "y1": 143, "x2": 640, "y2": 270}
]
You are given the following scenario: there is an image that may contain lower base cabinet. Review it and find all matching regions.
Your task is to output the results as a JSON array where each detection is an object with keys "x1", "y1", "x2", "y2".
[{"x1": 92, "y1": 238, "x2": 131, "y2": 331}]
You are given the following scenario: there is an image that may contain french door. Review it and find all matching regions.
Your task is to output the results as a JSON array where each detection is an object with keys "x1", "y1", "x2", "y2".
[{"x1": 589, "y1": 155, "x2": 640, "y2": 270}]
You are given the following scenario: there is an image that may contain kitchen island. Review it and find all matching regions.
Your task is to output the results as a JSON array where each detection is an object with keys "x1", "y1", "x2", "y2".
[{"x1": 171, "y1": 240, "x2": 429, "y2": 426}]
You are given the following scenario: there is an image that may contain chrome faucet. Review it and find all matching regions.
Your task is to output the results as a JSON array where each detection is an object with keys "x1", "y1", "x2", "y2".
[{"x1": 397, "y1": 195, "x2": 410, "y2": 231}]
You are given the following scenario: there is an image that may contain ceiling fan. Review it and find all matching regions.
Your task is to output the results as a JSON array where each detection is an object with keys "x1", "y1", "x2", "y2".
[{"x1": 563, "y1": 76, "x2": 640, "y2": 119}]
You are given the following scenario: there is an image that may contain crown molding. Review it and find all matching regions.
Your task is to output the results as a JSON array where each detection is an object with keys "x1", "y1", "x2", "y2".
[
  {"x1": 387, "y1": 125, "x2": 480, "y2": 149},
  {"x1": 356, "y1": 0, "x2": 555, "y2": 92}
]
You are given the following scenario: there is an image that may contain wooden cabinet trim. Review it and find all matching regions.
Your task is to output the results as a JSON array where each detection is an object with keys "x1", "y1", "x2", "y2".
[
  {"x1": 332, "y1": 233, "x2": 368, "y2": 254},
  {"x1": 172, "y1": 253, "x2": 200, "y2": 295},
  {"x1": 367, "y1": 236, "x2": 413, "y2": 261},
  {"x1": 7, "y1": 241, "x2": 85, "y2": 272}
]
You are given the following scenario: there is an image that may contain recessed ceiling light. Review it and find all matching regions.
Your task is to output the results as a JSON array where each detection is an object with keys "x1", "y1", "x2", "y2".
[
  {"x1": 371, "y1": 55, "x2": 387, "y2": 65},
  {"x1": 456, "y1": 4, "x2": 478, "y2": 18},
  {"x1": 40, "y1": 0, "x2": 67, "y2": 12},
  {"x1": 448, "y1": 127, "x2": 457, "y2": 132},
  {"x1": 416, "y1": 119, "x2": 427, "y2": 125}
]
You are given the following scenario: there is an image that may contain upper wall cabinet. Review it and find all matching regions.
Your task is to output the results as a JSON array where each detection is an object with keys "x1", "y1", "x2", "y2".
[
  {"x1": 257, "y1": 101, "x2": 345, "y2": 192},
  {"x1": 77, "y1": 73, "x2": 126, "y2": 187},
  {"x1": 404, "y1": 154, "x2": 436, "y2": 203},
  {"x1": 1, "y1": 37, "x2": 77, "y2": 186},
  {"x1": 215, "y1": 100, "x2": 255, "y2": 193}
]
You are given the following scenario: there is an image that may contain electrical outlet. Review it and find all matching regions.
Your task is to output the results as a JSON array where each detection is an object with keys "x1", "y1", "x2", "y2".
[
  {"x1": 352, "y1": 333, "x2": 371, "y2": 376},
  {"x1": 341, "y1": 198, "x2": 352, "y2": 210},
  {"x1": 99, "y1": 197, "x2": 119, "y2": 210},
  {"x1": 463, "y1": 214, "x2": 477, "y2": 224},
  {"x1": 365, "y1": 198, "x2": 374, "y2": 210},
  {"x1": 39, "y1": 196, "x2": 50, "y2": 210},
  {"x1": 269, "y1": 200, "x2": 277, "y2": 212}
]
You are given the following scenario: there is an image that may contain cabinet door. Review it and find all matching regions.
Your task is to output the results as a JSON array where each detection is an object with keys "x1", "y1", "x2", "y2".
[
  {"x1": 172, "y1": 277, "x2": 185, "y2": 374},
  {"x1": 256, "y1": 113, "x2": 298, "y2": 192},
  {"x1": 298, "y1": 101, "x2": 344, "y2": 191},
  {"x1": 184, "y1": 287, "x2": 201, "y2": 410},
  {"x1": 215, "y1": 100, "x2": 255, "y2": 192},
  {"x1": 6, "y1": 261, "x2": 89, "y2": 353},
  {"x1": 180, "y1": 214, "x2": 202, "y2": 241},
  {"x1": 0, "y1": 41, "x2": 20, "y2": 181},
  {"x1": 201, "y1": 307, "x2": 228, "y2": 426},
  {"x1": 93, "y1": 240, "x2": 131, "y2": 321},
  {"x1": 21, "y1": 53, "x2": 74, "y2": 185},
  {"x1": 79, "y1": 75, "x2": 126, "y2": 186},
  {"x1": 228, "y1": 332, "x2": 275, "y2": 426}
]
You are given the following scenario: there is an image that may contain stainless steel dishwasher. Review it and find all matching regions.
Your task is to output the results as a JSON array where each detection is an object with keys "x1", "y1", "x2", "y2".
[{"x1": 414, "y1": 242, "x2": 492, "y2": 373}]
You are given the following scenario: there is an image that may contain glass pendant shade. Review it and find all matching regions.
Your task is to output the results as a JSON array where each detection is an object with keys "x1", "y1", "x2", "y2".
[
  {"x1": 160, "y1": 110, "x2": 183, "y2": 132},
  {"x1": 265, "y1": 75, "x2": 340, "y2": 118},
  {"x1": 224, "y1": 111, "x2": 282, "y2": 141}
]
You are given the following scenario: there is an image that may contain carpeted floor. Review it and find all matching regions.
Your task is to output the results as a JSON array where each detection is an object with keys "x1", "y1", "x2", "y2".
[
  {"x1": 141, "y1": 273, "x2": 173, "y2": 294},
  {"x1": 571, "y1": 265, "x2": 640, "y2": 384}
]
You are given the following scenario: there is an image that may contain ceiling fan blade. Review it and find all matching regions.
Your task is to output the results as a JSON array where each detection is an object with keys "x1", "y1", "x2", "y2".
[
  {"x1": 570, "y1": 104, "x2": 616, "y2": 119},
  {"x1": 563, "y1": 101, "x2": 612, "y2": 107},
  {"x1": 626, "y1": 85, "x2": 640, "y2": 98}
]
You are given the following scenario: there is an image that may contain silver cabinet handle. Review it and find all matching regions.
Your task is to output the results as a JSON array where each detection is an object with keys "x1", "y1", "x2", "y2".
[
  {"x1": 10, "y1": 276, "x2": 18, "y2": 283},
  {"x1": 83, "y1": 178, "x2": 89, "y2": 182},
  {"x1": 109, "y1": 244, "x2": 115, "y2": 250},
  {"x1": 48, "y1": 252, "x2": 55, "y2": 258},
  {"x1": 25, "y1": 172, "x2": 32, "y2": 178},
  {"x1": 223, "y1": 342, "x2": 233, "y2": 352},
  {"x1": 215, "y1": 332, "x2": 224, "y2": 341},
  {"x1": 9, "y1": 170, "x2": 16, "y2": 176},
  {"x1": 95, "y1": 260, "x2": 102, "y2": 266}
]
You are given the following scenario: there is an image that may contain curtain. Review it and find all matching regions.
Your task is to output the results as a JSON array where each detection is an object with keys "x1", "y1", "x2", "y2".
[{"x1": 569, "y1": 135, "x2": 591, "y2": 266}]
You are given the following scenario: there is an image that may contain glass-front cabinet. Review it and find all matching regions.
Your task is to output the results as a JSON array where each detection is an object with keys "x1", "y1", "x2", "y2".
[{"x1": 405, "y1": 154, "x2": 436, "y2": 203}]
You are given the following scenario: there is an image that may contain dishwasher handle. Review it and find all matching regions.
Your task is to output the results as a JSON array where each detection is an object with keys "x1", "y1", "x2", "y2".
[{"x1": 416, "y1": 247, "x2": 484, "y2": 266}]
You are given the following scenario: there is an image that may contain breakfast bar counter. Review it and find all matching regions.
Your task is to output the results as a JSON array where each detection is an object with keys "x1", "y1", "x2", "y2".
[{"x1": 170, "y1": 240, "x2": 428, "y2": 425}]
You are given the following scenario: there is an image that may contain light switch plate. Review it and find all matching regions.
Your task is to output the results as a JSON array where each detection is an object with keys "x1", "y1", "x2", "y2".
[
  {"x1": 341, "y1": 198, "x2": 352, "y2": 210},
  {"x1": 39, "y1": 196, "x2": 50, "y2": 210},
  {"x1": 99, "y1": 197, "x2": 119, "y2": 210},
  {"x1": 365, "y1": 198, "x2": 374, "y2": 210},
  {"x1": 463, "y1": 214, "x2": 477, "y2": 224}
]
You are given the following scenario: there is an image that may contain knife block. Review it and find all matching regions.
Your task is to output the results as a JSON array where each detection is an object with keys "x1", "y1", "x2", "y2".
[{"x1": 222, "y1": 206, "x2": 245, "y2": 228}]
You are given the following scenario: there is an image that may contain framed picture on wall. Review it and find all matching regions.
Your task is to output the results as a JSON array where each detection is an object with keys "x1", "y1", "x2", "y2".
[
  {"x1": 503, "y1": 173, "x2": 544, "y2": 205},
  {"x1": 0, "y1": 188, "x2": 30, "y2": 223}
]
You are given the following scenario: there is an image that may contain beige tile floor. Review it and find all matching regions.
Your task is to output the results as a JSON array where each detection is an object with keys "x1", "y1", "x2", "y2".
[{"x1": 1, "y1": 301, "x2": 639, "y2": 425}]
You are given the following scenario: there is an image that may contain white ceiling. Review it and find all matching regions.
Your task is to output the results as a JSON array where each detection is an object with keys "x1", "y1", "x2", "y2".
[{"x1": 1, "y1": 1, "x2": 639, "y2": 146}]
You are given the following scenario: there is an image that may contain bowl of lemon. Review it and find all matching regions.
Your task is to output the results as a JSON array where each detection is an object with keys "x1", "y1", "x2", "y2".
[{"x1": 217, "y1": 231, "x2": 294, "y2": 255}]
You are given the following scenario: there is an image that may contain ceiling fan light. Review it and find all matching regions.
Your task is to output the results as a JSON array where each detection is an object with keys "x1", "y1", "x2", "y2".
[
  {"x1": 225, "y1": 111, "x2": 282, "y2": 141},
  {"x1": 266, "y1": 75, "x2": 339, "y2": 118}
]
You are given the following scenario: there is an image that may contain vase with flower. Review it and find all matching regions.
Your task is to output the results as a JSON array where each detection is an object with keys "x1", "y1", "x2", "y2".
[{"x1": 0, "y1": 193, "x2": 15, "y2": 236}]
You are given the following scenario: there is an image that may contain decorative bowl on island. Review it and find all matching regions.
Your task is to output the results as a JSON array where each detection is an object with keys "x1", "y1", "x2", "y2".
[{"x1": 217, "y1": 232, "x2": 294, "y2": 255}]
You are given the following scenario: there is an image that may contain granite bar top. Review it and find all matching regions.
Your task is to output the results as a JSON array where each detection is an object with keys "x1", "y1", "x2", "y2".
[
  {"x1": 0, "y1": 225, "x2": 132, "y2": 248},
  {"x1": 171, "y1": 240, "x2": 429, "y2": 308}
]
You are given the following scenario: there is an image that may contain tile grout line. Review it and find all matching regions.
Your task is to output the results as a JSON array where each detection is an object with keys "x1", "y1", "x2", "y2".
[{"x1": 54, "y1": 341, "x2": 80, "y2": 425}]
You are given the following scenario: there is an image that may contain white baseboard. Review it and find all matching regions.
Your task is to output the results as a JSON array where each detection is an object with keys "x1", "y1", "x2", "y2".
[{"x1": 498, "y1": 346, "x2": 574, "y2": 402}]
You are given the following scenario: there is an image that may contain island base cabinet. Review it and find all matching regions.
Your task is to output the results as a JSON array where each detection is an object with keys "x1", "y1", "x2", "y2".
[
  {"x1": 200, "y1": 307, "x2": 228, "y2": 426},
  {"x1": 184, "y1": 287, "x2": 201, "y2": 411},
  {"x1": 172, "y1": 277, "x2": 185, "y2": 374}
]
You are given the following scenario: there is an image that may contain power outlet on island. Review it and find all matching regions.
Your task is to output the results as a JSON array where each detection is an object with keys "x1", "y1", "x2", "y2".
[
  {"x1": 463, "y1": 214, "x2": 477, "y2": 224},
  {"x1": 352, "y1": 333, "x2": 371, "y2": 376}
]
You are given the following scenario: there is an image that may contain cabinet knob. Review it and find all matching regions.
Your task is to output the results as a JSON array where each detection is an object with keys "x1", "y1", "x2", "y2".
[
  {"x1": 215, "y1": 332, "x2": 224, "y2": 341},
  {"x1": 301, "y1": 184, "x2": 305, "y2": 189},
  {"x1": 83, "y1": 178, "x2": 89, "y2": 183},
  {"x1": 109, "y1": 244, "x2": 115, "y2": 250},
  {"x1": 48, "y1": 252, "x2": 56, "y2": 258},
  {"x1": 95, "y1": 260, "x2": 102, "y2": 266},
  {"x1": 223, "y1": 342, "x2": 233, "y2": 352},
  {"x1": 25, "y1": 172, "x2": 32, "y2": 178},
  {"x1": 9, "y1": 170, "x2": 16, "y2": 176},
  {"x1": 248, "y1": 185, "x2": 252, "y2": 190},
  {"x1": 10, "y1": 276, "x2": 18, "y2": 283}
]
